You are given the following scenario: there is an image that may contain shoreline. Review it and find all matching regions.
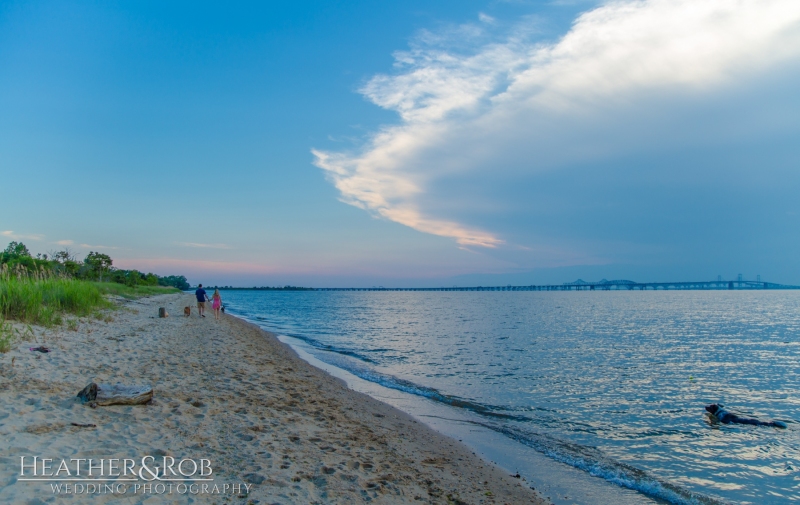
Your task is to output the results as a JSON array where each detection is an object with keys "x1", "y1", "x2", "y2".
[
  {"x1": 0, "y1": 292, "x2": 546, "y2": 504},
  {"x1": 274, "y1": 333, "x2": 660, "y2": 505}
]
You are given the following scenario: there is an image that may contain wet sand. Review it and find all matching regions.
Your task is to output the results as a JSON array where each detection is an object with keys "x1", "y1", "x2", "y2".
[{"x1": 0, "y1": 292, "x2": 548, "y2": 504}]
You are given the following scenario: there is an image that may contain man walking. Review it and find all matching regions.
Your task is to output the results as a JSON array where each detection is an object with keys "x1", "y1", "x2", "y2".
[{"x1": 195, "y1": 284, "x2": 209, "y2": 317}]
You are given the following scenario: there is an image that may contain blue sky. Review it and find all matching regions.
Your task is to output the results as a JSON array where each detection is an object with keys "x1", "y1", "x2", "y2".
[{"x1": 2, "y1": 0, "x2": 799, "y2": 287}]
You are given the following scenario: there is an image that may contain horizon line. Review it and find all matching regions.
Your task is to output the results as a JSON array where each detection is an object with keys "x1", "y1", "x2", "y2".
[{"x1": 195, "y1": 278, "x2": 800, "y2": 291}]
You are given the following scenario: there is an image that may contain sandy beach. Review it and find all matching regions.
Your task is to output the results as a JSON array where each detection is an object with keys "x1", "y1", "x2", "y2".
[{"x1": 0, "y1": 292, "x2": 547, "y2": 504}]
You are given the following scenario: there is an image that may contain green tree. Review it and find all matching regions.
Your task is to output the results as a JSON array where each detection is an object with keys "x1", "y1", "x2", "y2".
[
  {"x1": 49, "y1": 248, "x2": 81, "y2": 277},
  {"x1": 84, "y1": 252, "x2": 113, "y2": 281},
  {"x1": 52, "y1": 249, "x2": 76, "y2": 264},
  {"x1": 3, "y1": 241, "x2": 31, "y2": 259},
  {"x1": 158, "y1": 275, "x2": 190, "y2": 290},
  {"x1": 125, "y1": 270, "x2": 142, "y2": 287}
]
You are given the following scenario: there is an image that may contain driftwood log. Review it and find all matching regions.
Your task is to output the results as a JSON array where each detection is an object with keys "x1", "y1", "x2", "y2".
[{"x1": 77, "y1": 382, "x2": 153, "y2": 406}]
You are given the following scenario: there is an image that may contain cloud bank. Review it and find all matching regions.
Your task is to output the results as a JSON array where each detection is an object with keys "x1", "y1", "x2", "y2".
[{"x1": 313, "y1": 0, "x2": 800, "y2": 250}]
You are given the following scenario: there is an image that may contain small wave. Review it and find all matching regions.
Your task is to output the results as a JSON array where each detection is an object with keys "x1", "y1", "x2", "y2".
[
  {"x1": 280, "y1": 340, "x2": 539, "y2": 423},
  {"x1": 489, "y1": 424, "x2": 726, "y2": 505},
  {"x1": 281, "y1": 332, "x2": 379, "y2": 364},
  {"x1": 343, "y1": 367, "x2": 528, "y2": 419},
  {"x1": 231, "y1": 311, "x2": 379, "y2": 364}
]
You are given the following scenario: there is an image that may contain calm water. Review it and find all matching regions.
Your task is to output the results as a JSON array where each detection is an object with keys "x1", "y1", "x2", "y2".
[{"x1": 221, "y1": 290, "x2": 800, "y2": 504}]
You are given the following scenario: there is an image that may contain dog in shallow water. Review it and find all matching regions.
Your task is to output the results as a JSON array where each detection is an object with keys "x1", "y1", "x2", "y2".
[
  {"x1": 705, "y1": 404, "x2": 786, "y2": 428},
  {"x1": 184, "y1": 306, "x2": 191, "y2": 317}
]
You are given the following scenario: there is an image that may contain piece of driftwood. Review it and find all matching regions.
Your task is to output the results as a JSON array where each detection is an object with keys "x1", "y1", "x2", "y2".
[
  {"x1": 77, "y1": 382, "x2": 153, "y2": 406},
  {"x1": 158, "y1": 307, "x2": 168, "y2": 318},
  {"x1": 77, "y1": 383, "x2": 98, "y2": 402}
]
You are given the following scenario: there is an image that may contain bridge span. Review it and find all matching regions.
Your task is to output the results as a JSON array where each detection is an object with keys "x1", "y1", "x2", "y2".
[{"x1": 316, "y1": 279, "x2": 800, "y2": 292}]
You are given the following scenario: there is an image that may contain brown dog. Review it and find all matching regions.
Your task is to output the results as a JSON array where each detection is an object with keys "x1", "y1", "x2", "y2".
[{"x1": 184, "y1": 307, "x2": 191, "y2": 317}]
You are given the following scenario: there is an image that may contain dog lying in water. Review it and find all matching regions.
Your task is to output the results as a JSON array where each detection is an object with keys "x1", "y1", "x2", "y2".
[{"x1": 705, "y1": 404, "x2": 786, "y2": 428}]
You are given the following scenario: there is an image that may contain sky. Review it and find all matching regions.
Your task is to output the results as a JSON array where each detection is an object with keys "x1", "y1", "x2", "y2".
[{"x1": 2, "y1": 0, "x2": 799, "y2": 287}]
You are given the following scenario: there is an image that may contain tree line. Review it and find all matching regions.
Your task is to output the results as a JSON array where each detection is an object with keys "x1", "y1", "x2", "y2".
[{"x1": 1, "y1": 241, "x2": 190, "y2": 290}]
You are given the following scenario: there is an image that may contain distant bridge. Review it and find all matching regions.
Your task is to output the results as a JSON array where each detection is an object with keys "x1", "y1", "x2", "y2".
[{"x1": 315, "y1": 279, "x2": 800, "y2": 292}]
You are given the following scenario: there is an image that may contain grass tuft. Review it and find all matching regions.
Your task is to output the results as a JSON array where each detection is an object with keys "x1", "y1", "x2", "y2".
[
  {"x1": 0, "y1": 319, "x2": 15, "y2": 353},
  {"x1": 0, "y1": 318, "x2": 34, "y2": 353}
]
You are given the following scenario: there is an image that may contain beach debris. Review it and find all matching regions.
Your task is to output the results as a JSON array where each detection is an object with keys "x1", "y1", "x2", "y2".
[
  {"x1": 77, "y1": 382, "x2": 153, "y2": 406},
  {"x1": 77, "y1": 383, "x2": 98, "y2": 402},
  {"x1": 243, "y1": 473, "x2": 265, "y2": 485},
  {"x1": 29, "y1": 346, "x2": 50, "y2": 353},
  {"x1": 25, "y1": 422, "x2": 67, "y2": 434},
  {"x1": 158, "y1": 307, "x2": 169, "y2": 318},
  {"x1": 446, "y1": 493, "x2": 469, "y2": 505},
  {"x1": 70, "y1": 422, "x2": 97, "y2": 428}
]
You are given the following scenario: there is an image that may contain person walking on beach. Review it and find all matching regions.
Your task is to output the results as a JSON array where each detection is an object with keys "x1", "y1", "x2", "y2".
[
  {"x1": 211, "y1": 289, "x2": 222, "y2": 321},
  {"x1": 195, "y1": 284, "x2": 209, "y2": 318}
]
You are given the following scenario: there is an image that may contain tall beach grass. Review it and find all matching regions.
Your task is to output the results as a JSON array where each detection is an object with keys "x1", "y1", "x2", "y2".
[
  {"x1": 0, "y1": 275, "x2": 179, "y2": 352},
  {"x1": 0, "y1": 277, "x2": 180, "y2": 326},
  {"x1": 0, "y1": 277, "x2": 110, "y2": 326}
]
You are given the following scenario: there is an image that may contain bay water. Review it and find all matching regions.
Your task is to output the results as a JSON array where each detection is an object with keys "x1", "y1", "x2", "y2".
[{"x1": 221, "y1": 290, "x2": 800, "y2": 504}]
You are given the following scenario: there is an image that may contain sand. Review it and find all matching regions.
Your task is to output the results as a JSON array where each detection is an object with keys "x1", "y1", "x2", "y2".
[{"x1": 0, "y1": 292, "x2": 549, "y2": 504}]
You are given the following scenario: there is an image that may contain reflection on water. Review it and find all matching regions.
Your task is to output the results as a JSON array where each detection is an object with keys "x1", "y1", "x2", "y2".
[{"x1": 224, "y1": 290, "x2": 800, "y2": 504}]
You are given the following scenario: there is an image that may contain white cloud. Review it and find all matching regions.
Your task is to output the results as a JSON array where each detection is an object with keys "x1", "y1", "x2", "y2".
[
  {"x1": 313, "y1": 0, "x2": 800, "y2": 249},
  {"x1": 49, "y1": 240, "x2": 117, "y2": 250},
  {"x1": 2, "y1": 230, "x2": 44, "y2": 241},
  {"x1": 478, "y1": 12, "x2": 496, "y2": 25},
  {"x1": 175, "y1": 242, "x2": 232, "y2": 250}
]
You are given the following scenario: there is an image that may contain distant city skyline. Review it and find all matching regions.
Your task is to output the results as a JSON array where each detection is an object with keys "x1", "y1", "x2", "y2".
[{"x1": 3, "y1": 0, "x2": 799, "y2": 287}]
